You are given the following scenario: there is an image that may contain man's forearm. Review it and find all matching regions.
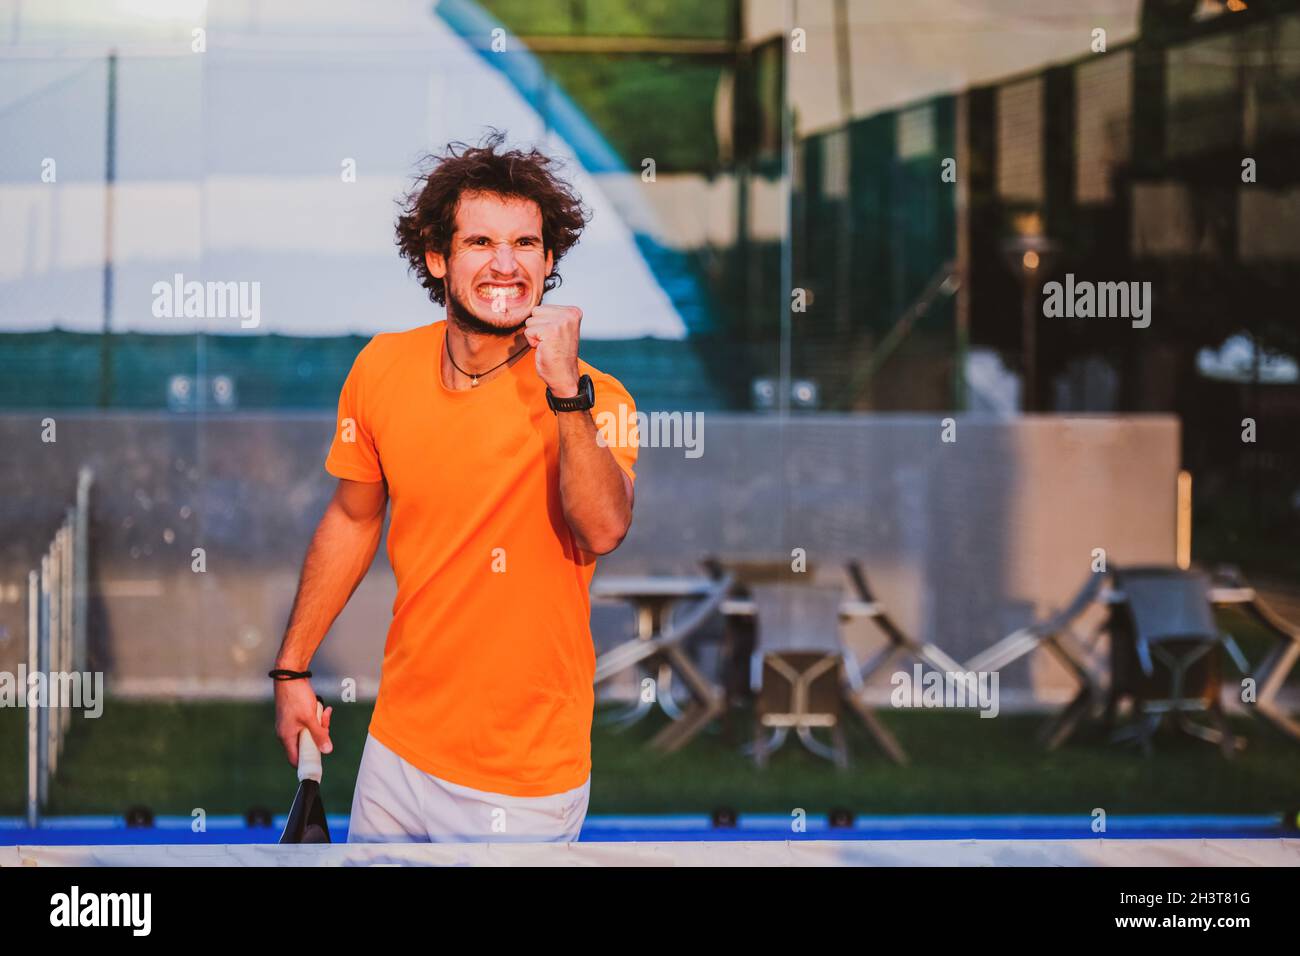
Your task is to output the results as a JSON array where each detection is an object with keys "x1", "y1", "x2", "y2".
[
  {"x1": 556, "y1": 410, "x2": 632, "y2": 554},
  {"x1": 275, "y1": 504, "x2": 384, "y2": 670}
]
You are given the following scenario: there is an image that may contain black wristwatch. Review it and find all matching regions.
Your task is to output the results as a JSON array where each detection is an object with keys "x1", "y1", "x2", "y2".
[{"x1": 546, "y1": 374, "x2": 595, "y2": 413}]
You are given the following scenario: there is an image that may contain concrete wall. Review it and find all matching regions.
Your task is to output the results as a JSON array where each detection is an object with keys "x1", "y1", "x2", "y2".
[{"x1": 0, "y1": 412, "x2": 1180, "y2": 708}]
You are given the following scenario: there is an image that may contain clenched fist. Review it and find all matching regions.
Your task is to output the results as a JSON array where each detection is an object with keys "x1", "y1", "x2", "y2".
[{"x1": 523, "y1": 305, "x2": 582, "y2": 396}]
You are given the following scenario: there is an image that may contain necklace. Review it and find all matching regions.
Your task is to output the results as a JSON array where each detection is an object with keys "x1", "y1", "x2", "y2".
[{"x1": 444, "y1": 332, "x2": 531, "y2": 387}]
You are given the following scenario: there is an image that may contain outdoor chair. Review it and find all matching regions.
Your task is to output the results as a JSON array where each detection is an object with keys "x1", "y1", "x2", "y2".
[
  {"x1": 748, "y1": 582, "x2": 851, "y2": 768},
  {"x1": 1107, "y1": 566, "x2": 1251, "y2": 757},
  {"x1": 963, "y1": 572, "x2": 1110, "y2": 750}
]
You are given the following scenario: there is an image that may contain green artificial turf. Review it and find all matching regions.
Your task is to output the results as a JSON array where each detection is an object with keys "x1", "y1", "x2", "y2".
[{"x1": 3, "y1": 698, "x2": 1298, "y2": 818}]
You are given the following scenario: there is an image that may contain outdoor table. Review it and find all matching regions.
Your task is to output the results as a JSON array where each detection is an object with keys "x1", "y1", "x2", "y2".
[
  {"x1": 590, "y1": 576, "x2": 727, "y2": 748},
  {"x1": 720, "y1": 597, "x2": 963, "y2": 672},
  {"x1": 1039, "y1": 582, "x2": 1298, "y2": 748}
]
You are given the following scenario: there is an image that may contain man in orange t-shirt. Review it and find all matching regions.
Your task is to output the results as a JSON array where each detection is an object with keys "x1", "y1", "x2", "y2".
[{"x1": 270, "y1": 133, "x2": 637, "y2": 842}]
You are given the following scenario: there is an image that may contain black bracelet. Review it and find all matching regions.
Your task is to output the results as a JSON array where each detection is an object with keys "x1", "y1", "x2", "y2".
[{"x1": 268, "y1": 668, "x2": 312, "y2": 681}]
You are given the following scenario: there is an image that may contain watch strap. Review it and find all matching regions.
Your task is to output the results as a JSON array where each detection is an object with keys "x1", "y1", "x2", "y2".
[{"x1": 547, "y1": 374, "x2": 595, "y2": 413}]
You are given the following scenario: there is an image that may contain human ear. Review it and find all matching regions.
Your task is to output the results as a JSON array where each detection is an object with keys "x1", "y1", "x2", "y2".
[{"x1": 425, "y1": 249, "x2": 447, "y2": 279}]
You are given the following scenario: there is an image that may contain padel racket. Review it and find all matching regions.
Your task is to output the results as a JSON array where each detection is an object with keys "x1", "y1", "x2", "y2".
[{"x1": 279, "y1": 696, "x2": 330, "y2": 844}]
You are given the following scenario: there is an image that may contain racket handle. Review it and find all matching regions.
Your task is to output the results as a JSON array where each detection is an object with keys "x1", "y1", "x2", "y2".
[{"x1": 297, "y1": 699, "x2": 324, "y2": 783}]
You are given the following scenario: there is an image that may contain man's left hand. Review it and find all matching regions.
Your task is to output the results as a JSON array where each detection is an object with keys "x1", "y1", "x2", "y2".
[{"x1": 523, "y1": 305, "x2": 582, "y2": 396}]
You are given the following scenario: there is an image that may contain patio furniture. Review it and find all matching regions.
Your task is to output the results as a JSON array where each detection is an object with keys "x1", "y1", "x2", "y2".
[
  {"x1": 1106, "y1": 566, "x2": 1251, "y2": 757},
  {"x1": 963, "y1": 572, "x2": 1110, "y2": 750},
  {"x1": 708, "y1": 556, "x2": 911, "y2": 765},
  {"x1": 1210, "y1": 566, "x2": 1300, "y2": 744},
  {"x1": 843, "y1": 560, "x2": 966, "y2": 678},
  {"x1": 748, "y1": 583, "x2": 851, "y2": 768},
  {"x1": 591, "y1": 571, "x2": 733, "y2": 753}
]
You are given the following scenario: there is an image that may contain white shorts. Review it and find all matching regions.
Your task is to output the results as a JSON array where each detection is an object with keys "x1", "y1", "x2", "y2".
[{"x1": 347, "y1": 734, "x2": 590, "y2": 844}]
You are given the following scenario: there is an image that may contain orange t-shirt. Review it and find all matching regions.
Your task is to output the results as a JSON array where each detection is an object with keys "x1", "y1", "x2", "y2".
[{"x1": 325, "y1": 320, "x2": 637, "y2": 797}]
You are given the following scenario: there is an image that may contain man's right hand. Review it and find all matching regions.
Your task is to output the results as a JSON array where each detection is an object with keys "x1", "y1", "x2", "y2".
[
  {"x1": 274, "y1": 678, "x2": 334, "y2": 767},
  {"x1": 271, "y1": 479, "x2": 384, "y2": 768}
]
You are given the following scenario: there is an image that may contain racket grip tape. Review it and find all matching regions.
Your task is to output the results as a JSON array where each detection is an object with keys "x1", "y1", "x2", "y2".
[{"x1": 297, "y1": 697, "x2": 325, "y2": 783}]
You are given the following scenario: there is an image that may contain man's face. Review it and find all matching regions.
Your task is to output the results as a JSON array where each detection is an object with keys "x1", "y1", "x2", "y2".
[{"x1": 426, "y1": 190, "x2": 554, "y2": 335}]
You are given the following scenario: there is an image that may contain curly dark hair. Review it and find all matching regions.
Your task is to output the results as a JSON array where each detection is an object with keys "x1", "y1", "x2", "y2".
[{"x1": 394, "y1": 131, "x2": 590, "y2": 306}]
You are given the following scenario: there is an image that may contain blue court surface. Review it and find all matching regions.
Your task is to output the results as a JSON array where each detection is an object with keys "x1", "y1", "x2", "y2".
[{"x1": 0, "y1": 814, "x2": 1289, "y2": 845}]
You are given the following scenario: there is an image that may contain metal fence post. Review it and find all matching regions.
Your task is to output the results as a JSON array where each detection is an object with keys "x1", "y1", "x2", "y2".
[
  {"x1": 37, "y1": 553, "x2": 50, "y2": 810},
  {"x1": 47, "y1": 530, "x2": 62, "y2": 779},
  {"x1": 60, "y1": 516, "x2": 74, "y2": 747},
  {"x1": 26, "y1": 570, "x2": 39, "y2": 829},
  {"x1": 74, "y1": 467, "x2": 92, "y2": 673}
]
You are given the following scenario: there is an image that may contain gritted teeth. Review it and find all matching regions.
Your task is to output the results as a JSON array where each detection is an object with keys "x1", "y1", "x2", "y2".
[{"x1": 477, "y1": 283, "x2": 525, "y2": 299}]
